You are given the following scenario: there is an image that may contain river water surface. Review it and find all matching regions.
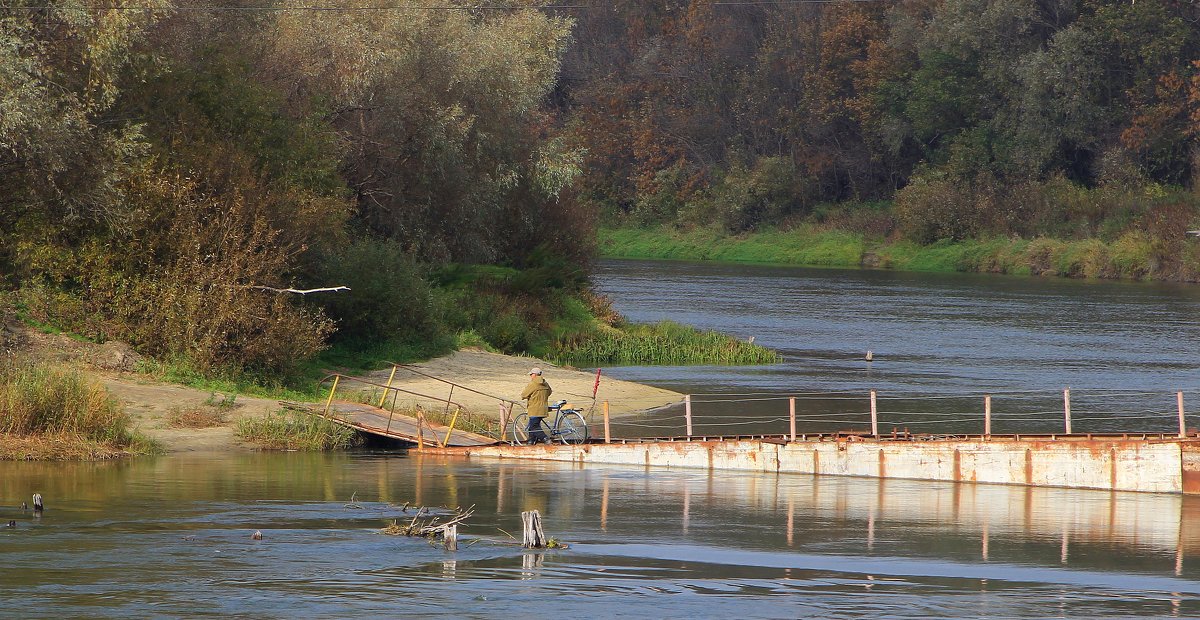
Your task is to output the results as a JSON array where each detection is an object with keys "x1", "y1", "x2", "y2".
[
  {"x1": 4, "y1": 453, "x2": 1200, "y2": 618},
  {"x1": 594, "y1": 259, "x2": 1200, "y2": 437}
]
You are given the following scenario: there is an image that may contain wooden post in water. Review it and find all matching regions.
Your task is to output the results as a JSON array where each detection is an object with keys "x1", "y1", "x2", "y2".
[
  {"x1": 1178, "y1": 391, "x2": 1187, "y2": 439},
  {"x1": 870, "y1": 390, "x2": 878, "y2": 437},
  {"x1": 521, "y1": 510, "x2": 546, "y2": 548},
  {"x1": 445, "y1": 525, "x2": 458, "y2": 551},
  {"x1": 416, "y1": 410, "x2": 425, "y2": 452},
  {"x1": 685, "y1": 394, "x2": 693, "y2": 437},
  {"x1": 984, "y1": 394, "x2": 992, "y2": 438},
  {"x1": 603, "y1": 401, "x2": 611, "y2": 444},
  {"x1": 789, "y1": 397, "x2": 796, "y2": 442},
  {"x1": 1063, "y1": 388, "x2": 1072, "y2": 434}
]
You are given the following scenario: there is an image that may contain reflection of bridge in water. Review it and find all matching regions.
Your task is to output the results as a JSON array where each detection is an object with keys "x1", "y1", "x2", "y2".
[{"x1": 472, "y1": 456, "x2": 1200, "y2": 576}]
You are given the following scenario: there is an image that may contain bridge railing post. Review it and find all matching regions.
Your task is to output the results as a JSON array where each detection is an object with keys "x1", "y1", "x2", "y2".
[
  {"x1": 499, "y1": 403, "x2": 510, "y2": 442},
  {"x1": 378, "y1": 365, "x2": 397, "y2": 408},
  {"x1": 1179, "y1": 391, "x2": 1186, "y2": 439},
  {"x1": 685, "y1": 394, "x2": 693, "y2": 437},
  {"x1": 1064, "y1": 387, "x2": 1072, "y2": 434},
  {"x1": 604, "y1": 401, "x2": 611, "y2": 443},
  {"x1": 870, "y1": 390, "x2": 878, "y2": 437},
  {"x1": 323, "y1": 375, "x2": 340, "y2": 418},
  {"x1": 984, "y1": 394, "x2": 992, "y2": 438},
  {"x1": 789, "y1": 397, "x2": 796, "y2": 442},
  {"x1": 441, "y1": 407, "x2": 460, "y2": 448}
]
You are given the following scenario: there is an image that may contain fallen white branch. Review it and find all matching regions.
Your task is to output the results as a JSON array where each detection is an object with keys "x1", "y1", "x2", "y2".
[{"x1": 229, "y1": 285, "x2": 351, "y2": 295}]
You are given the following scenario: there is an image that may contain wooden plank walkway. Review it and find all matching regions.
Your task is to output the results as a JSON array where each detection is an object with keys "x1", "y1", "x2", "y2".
[{"x1": 296, "y1": 401, "x2": 498, "y2": 447}]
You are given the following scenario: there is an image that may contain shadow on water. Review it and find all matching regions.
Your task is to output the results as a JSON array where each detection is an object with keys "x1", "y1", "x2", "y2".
[{"x1": 2, "y1": 452, "x2": 1199, "y2": 617}]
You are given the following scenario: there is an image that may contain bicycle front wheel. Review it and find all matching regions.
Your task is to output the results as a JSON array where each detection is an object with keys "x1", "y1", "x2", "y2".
[{"x1": 555, "y1": 410, "x2": 588, "y2": 445}]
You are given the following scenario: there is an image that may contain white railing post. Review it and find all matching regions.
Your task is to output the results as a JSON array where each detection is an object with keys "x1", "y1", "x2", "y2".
[
  {"x1": 685, "y1": 394, "x2": 693, "y2": 437},
  {"x1": 870, "y1": 390, "x2": 878, "y2": 437},
  {"x1": 789, "y1": 397, "x2": 796, "y2": 442},
  {"x1": 984, "y1": 394, "x2": 992, "y2": 437},
  {"x1": 1178, "y1": 391, "x2": 1187, "y2": 439},
  {"x1": 1063, "y1": 387, "x2": 1072, "y2": 435}
]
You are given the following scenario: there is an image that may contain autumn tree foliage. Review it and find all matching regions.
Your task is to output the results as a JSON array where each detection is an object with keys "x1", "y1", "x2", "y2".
[{"x1": 558, "y1": 0, "x2": 1200, "y2": 235}]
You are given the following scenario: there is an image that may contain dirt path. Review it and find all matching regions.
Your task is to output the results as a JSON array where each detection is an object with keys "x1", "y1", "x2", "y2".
[{"x1": 99, "y1": 378, "x2": 283, "y2": 453}]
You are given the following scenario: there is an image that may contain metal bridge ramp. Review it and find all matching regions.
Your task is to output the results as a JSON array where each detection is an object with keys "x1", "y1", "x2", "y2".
[{"x1": 305, "y1": 401, "x2": 497, "y2": 447}]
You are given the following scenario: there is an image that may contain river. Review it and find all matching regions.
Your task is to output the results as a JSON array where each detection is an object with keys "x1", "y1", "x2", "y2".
[
  {"x1": 3, "y1": 453, "x2": 1200, "y2": 617},
  {"x1": 594, "y1": 259, "x2": 1200, "y2": 437},
  {"x1": 5, "y1": 261, "x2": 1200, "y2": 617}
]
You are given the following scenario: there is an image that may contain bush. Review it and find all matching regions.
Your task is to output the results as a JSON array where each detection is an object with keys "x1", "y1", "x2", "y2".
[
  {"x1": 894, "y1": 172, "x2": 982, "y2": 243},
  {"x1": 481, "y1": 311, "x2": 536, "y2": 353},
  {"x1": 315, "y1": 239, "x2": 438, "y2": 343},
  {"x1": 106, "y1": 176, "x2": 334, "y2": 375}
]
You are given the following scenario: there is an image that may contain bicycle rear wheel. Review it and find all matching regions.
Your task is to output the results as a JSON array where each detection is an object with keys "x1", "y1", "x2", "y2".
[
  {"x1": 555, "y1": 410, "x2": 588, "y2": 445},
  {"x1": 510, "y1": 413, "x2": 552, "y2": 445}
]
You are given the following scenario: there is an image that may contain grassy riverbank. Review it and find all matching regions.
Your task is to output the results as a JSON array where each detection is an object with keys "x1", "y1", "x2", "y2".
[
  {"x1": 553, "y1": 321, "x2": 781, "y2": 366},
  {"x1": 235, "y1": 410, "x2": 362, "y2": 451},
  {"x1": 0, "y1": 359, "x2": 158, "y2": 460},
  {"x1": 600, "y1": 226, "x2": 1200, "y2": 282}
]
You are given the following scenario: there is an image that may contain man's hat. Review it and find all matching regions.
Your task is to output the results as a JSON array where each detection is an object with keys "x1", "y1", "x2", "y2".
[{"x1": 529, "y1": 367, "x2": 543, "y2": 376}]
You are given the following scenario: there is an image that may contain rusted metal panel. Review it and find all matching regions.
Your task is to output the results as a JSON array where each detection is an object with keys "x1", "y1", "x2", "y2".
[{"x1": 1182, "y1": 444, "x2": 1200, "y2": 495}]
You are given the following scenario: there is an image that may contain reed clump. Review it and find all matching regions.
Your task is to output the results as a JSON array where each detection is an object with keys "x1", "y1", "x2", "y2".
[
  {"x1": 554, "y1": 320, "x2": 782, "y2": 366},
  {"x1": 0, "y1": 358, "x2": 157, "y2": 459},
  {"x1": 235, "y1": 409, "x2": 362, "y2": 450}
]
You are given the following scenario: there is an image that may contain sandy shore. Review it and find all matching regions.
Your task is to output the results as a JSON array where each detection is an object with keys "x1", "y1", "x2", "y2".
[
  {"x1": 358, "y1": 349, "x2": 681, "y2": 419},
  {"x1": 6, "y1": 324, "x2": 682, "y2": 454}
]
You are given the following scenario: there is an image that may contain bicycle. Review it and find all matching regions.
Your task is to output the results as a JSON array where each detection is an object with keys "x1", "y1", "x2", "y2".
[{"x1": 510, "y1": 400, "x2": 588, "y2": 445}]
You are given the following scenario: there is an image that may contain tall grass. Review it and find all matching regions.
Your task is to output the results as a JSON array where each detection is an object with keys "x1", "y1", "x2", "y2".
[
  {"x1": 0, "y1": 358, "x2": 156, "y2": 458},
  {"x1": 553, "y1": 321, "x2": 782, "y2": 366},
  {"x1": 236, "y1": 409, "x2": 362, "y2": 451}
]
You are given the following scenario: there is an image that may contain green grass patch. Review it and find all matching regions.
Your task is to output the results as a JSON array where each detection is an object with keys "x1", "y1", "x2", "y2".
[
  {"x1": 599, "y1": 226, "x2": 865, "y2": 267},
  {"x1": 0, "y1": 358, "x2": 159, "y2": 459},
  {"x1": 235, "y1": 409, "x2": 363, "y2": 451},
  {"x1": 601, "y1": 225, "x2": 1171, "y2": 282},
  {"x1": 552, "y1": 320, "x2": 782, "y2": 366}
]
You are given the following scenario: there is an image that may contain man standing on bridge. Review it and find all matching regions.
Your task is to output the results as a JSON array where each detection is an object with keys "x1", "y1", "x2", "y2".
[{"x1": 521, "y1": 367, "x2": 552, "y2": 444}]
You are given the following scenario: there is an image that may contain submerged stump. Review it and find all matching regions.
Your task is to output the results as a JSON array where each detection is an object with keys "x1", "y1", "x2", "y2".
[{"x1": 521, "y1": 510, "x2": 546, "y2": 549}]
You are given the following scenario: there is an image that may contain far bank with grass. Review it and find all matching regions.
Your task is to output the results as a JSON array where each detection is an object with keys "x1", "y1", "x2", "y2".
[{"x1": 600, "y1": 225, "x2": 1200, "y2": 282}]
